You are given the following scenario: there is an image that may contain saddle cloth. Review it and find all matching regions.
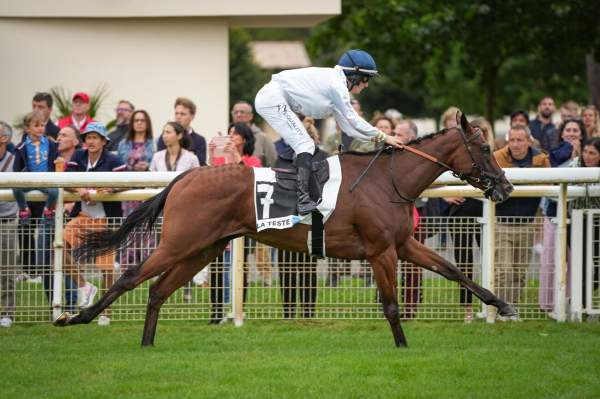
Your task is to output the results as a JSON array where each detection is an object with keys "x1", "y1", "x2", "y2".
[{"x1": 253, "y1": 155, "x2": 342, "y2": 232}]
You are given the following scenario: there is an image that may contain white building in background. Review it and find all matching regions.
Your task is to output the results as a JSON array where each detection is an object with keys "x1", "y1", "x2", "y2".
[{"x1": 0, "y1": 0, "x2": 339, "y2": 143}]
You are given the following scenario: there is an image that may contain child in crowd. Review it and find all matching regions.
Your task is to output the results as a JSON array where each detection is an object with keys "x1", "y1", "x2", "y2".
[{"x1": 12, "y1": 111, "x2": 58, "y2": 223}]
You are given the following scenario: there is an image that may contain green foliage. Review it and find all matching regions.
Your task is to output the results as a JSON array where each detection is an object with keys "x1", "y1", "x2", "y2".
[
  {"x1": 2, "y1": 322, "x2": 600, "y2": 398},
  {"x1": 229, "y1": 28, "x2": 269, "y2": 108},
  {"x1": 308, "y1": 0, "x2": 600, "y2": 121},
  {"x1": 49, "y1": 84, "x2": 110, "y2": 120}
]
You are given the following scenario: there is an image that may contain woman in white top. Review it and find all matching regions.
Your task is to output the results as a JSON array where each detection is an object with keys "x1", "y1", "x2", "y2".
[
  {"x1": 150, "y1": 122, "x2": 199, "y2": 172},
  {"x1": 150, "y1": 121, "x2": 200, "y2": 303}
]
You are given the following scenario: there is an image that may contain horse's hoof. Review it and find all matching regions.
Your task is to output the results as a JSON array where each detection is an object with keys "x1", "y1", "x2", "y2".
[
  {"x1": 498, "y1": 304, "x2": 518, "y2": 317},
  {"x1": 53, "y1": 312, "x2": 72, "y2": 327}
]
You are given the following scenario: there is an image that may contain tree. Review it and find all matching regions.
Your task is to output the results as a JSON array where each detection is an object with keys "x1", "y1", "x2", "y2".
[{"x1": 308, "y1": 0, "x2": 600, "y2": 122}]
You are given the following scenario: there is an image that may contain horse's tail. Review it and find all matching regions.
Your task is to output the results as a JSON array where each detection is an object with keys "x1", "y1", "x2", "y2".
[{"x1": 75, "y1": 169, "x2": 195, "y2": 261}]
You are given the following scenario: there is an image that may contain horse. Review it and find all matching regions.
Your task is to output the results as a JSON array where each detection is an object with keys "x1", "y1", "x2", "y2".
[{"x1": 54, "y1": 113, "x2": 516, "y2": 347}]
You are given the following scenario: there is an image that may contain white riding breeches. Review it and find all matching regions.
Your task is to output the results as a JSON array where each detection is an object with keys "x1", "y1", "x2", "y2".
[{"x1": 255, "y1": 81, "x2": 316, "y2": 155}]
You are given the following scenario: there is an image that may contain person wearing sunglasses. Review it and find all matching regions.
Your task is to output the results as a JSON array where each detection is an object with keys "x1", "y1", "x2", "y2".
[{"x1": 255, "y1": 49, "x2": 402, "y2": 214}]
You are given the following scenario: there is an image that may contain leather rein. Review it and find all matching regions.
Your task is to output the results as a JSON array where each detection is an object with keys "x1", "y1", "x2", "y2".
[{"x1": 350, "y1": 127, "x2": 505, "y2": 203}]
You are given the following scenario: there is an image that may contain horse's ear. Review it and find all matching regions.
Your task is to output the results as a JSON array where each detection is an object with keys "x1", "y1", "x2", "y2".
[{"x1": 458, "y1": 111, "x2": 470, "y2": 132}]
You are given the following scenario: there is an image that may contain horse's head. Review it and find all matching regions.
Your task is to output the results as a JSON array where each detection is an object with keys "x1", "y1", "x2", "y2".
[{"x1": 450, "y1": 112, "x2": 513, "y2": 202}]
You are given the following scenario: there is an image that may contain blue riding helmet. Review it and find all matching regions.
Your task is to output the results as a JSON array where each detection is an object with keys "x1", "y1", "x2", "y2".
[{"x1": 336, "y1": 49, "x2": 379, "y2": 77}]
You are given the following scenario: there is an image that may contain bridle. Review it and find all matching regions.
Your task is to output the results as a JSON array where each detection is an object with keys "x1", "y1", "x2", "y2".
[{"x1": 350, "y1": 126, "x2": 506, "y2": 202}]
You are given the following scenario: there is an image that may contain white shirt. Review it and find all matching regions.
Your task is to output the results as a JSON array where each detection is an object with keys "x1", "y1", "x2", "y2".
[
  {"x1": 150, "y1": 148, "x2": 199, "y2": 172},
  {"x1": 272, "y1": 66, "x2": 378, "y2": 141},
  {"x1": 81, "y1": 157, "x2": 106, "y2": 218}
]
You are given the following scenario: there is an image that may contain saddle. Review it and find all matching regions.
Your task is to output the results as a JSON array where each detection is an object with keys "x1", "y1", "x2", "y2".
[{"x1": 272, "y1": 147, "x2": 330, "y2": 212}]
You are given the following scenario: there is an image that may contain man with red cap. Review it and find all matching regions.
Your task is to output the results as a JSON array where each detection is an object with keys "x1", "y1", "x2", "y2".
[{"x1": 58, "y1": 92, "x2": 94, "y2": 131}]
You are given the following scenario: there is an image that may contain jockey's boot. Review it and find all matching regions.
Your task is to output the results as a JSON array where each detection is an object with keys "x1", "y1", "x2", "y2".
[{"x1": 296, "y1": 152, "x2": 318, "y2": 215}]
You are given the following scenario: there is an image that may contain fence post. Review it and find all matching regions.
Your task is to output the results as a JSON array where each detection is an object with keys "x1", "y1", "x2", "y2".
[
  {"x1": 481, "y1": 198, "x2": 496, "y2": 323},
  {"x1": 570, "y1": 210, "x2": 584, "y2": 321},
  {"x1": 231, "y1": 237, "x2": 245, "y2": 327},
  {"x1": 51, "y1": 187, "x2": 65, "y2": 321},
  {"x1": 553, "y1": 183, "x2": 568, "y2": 322}
]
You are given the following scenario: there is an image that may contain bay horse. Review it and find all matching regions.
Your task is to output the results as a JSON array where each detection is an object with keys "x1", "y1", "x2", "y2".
[{"x1": 54, "y1": 113, "x2": 516, "y2": 347}]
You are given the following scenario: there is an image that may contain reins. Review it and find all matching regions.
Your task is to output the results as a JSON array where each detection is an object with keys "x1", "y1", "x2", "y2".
[
  {"x1": 348, "y1": 126, "x2": 504, "y2": 203},
  {"x1": 349, "y1": 145, "x2": 386, "y2": 192}
]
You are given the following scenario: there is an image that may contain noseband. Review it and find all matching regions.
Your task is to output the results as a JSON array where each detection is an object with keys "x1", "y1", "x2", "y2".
[{"x1": 452, "y1": 127, "x2": 506, "y2": 197}]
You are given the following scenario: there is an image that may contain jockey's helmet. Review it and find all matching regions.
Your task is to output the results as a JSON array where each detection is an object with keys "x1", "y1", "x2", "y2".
[{"x1": 336, "y1": 49, "x2": 380, "y2": 78}]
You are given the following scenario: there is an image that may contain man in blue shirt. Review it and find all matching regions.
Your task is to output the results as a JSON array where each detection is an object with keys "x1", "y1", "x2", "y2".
[
  {"x1": 63, "y1": 122, "x2": 125, "y2": 325},
  {"x1": 529, "y1": 96, "x2": 558, "y2": 153}
]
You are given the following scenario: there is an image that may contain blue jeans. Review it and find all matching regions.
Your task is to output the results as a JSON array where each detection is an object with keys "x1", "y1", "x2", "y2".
[
  {"x1": 12, "y1": 188, "x2": 58, "y2": 210},
  {"x1": 38, "y1": 222, "x2": 78, "y2": 311}
]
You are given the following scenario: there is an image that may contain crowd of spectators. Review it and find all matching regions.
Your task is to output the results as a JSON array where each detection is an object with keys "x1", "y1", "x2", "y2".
[{"x1": 0, "y1": 89, "x2": 599, "y2": 328}]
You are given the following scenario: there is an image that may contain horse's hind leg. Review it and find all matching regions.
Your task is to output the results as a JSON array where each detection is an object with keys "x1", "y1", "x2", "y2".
[
  {"x1": 369, "y1": 247, "x2": 408, "y2": 348},
  {"x1": 398, "y1": 237, "x2": 517, "y2": 317},
  {"x1": 54, "y1": 246, "x2": 179, "y2": 327},
  {"x1": 142, "y1": 240, "x2": 229, "y2": 346}
]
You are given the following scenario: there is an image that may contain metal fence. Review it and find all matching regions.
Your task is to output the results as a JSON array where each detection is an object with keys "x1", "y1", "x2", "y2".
[
  {"x1": 0, "y1": 214, "x2": 568, "y2": 324},
  {"x1": 1, "y1": 168, "x2": 600, "y2": 325}
]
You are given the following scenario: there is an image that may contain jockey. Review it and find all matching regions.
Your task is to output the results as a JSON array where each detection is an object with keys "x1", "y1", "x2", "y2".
[{"x1": 255, "y1": 49, "x2": 403, "y2": 214}]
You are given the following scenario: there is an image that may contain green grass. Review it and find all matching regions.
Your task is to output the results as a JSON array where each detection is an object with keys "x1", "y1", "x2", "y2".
[
  {"x1": 2, "y1": 321, "x2": 600, "y2": 398},
  {"x1": 15, "y1": 275, "x2": 556, "y2": 322}
]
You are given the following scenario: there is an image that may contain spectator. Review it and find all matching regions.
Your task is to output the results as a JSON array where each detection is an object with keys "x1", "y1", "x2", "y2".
[
  {"x1": 581, "y1": 105, "x2": 600, "y2": 138},
  {"x1": 278, "y1": 251, "x2": 318, "y2": 319},
  {"x1": 548, "y1": 119, "x2": 588, "y2": 167},
  {"x1": 394, "y1": 119, "x2": 418, "y2": 143},
  {"x1": 559, "y1": 100, "x2": 580, "y2": 122},
  {"x1": 117, "y1": 110, "x2": 154, "y2": 217},
  {"x1": 206, "y1": 123, "x2": 261, "y2": 323},
  {"x1": 539, "y1": 119, "x2": 587, "y2": 312},
  {"x1": 493, "y1": 124, "x2": 550, "y2": 309},
  {"x1": 157, "y1": 97, "x2": 207, "y2": 166},
  {"x1": 56, "y1": 125, "x2": 80, "y2": 163},
  {"x1": 350, "y1": 116, "x2": 394, "y2": 152},
  {"x1": 107, "y1": 100, "x2": 135, "y2": 152},
  {"x1": 0, "y1": 122, "x2": 19, "y2": 328},
  {"x1": 440, "y1": 106, "x2": 460, "y2": 130},
  {"x1": 323, "y1": 98, "x2": 364, "y2": 154},
  {"x1": 495, "y1": 109, "x2": 531, "y2": 149},
  {"x1": 570, "y1": 137, "x2": 600, "y2": 310},
  {"x1": 12, "y1": 111, "x2": 58, "y2": 223},
  {"x1": 510, "y1": 110, "x2": 530, "y2": 127},
  {"x1": 32, "y1": 92, "x2": 59, "y2": 140},
  {"x1": 57, "y1": 92, "x2": 94, "y2": 132},
  {"x1": 209, "y1": 123, "x2": 262, "y2": 167},
  {"x1": 391, "y1": 118, "x2": 423, "y2": 318},
  {"x1": 0, "y1": 121, "x2": 15, "y2": 154},
  {"x1": 429, "y1": 106, "x2": 462, "y2": 250},
  {"x1": 63, "y1": 122, "x2": 126, "y2": 326},
  {"x1": 231, "y1": 101, "x2": 277, "y2": 166},
  {"x1": 276, "y1": 117, "x2": 325, "y2": 318},
  {"x1": 148, "y1": 122, "x2": 199, "y2": 302},
  {"x1": 150, "y1": 122, "x2": 199, "y2": 172},
  {"x1": 529, "y1": 96, "x2": 558, "y2": 153},
  {"x1": 52, "y1": 125, "x2": 82, "y2": 311},
  {"x1": 443, "y1": 118, "x2": 495, "y2": 322}
]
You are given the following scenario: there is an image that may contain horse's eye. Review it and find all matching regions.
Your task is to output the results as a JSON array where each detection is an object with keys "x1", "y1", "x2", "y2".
[{"x1": 481, "y1": 144, "x2": 491, "y2": 155}]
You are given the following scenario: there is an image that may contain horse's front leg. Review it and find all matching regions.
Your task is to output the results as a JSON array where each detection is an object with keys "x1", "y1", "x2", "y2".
[
  {"x1": 397, "y1": 237, "x2": 517, "y2": 318},
  {"x1": 368, "y1": 246, "x2": 408, "y2": 348}
]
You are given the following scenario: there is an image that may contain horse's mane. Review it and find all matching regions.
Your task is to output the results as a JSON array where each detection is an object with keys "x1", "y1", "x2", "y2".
[{"x1": 341, "y1": 128, "x2": 453, "y2": 157}]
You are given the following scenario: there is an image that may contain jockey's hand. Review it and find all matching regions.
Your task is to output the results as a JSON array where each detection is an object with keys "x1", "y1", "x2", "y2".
[{"x1": 383, "y1": 134, "x2": 403, "y2": 149}]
